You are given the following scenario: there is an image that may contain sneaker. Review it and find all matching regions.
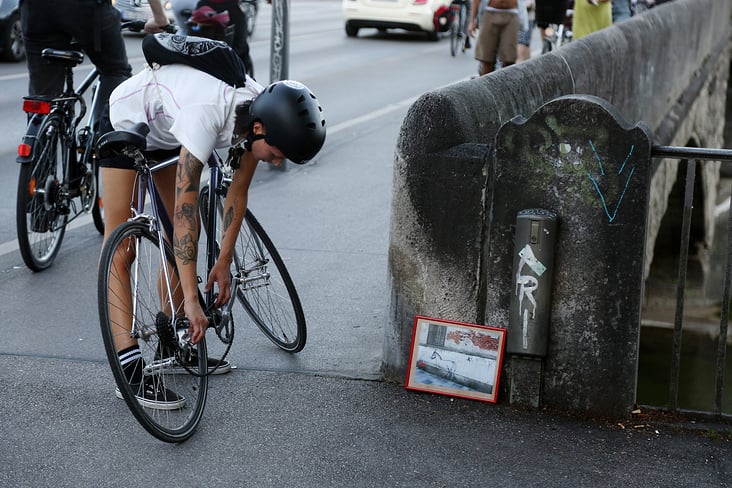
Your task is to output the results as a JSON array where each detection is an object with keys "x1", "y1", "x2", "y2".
[
  {"x1": 115, "y1": 376, "x2": 186, "y2": 410},
  {"x1": 168, "y1": 354, "x2": 232, "y2": 375},
  {"x1": 464, "y1": 37, "x2": 471, "y2": 49}
]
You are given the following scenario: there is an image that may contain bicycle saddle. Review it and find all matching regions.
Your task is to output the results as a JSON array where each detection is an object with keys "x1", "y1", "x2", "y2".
[
  {"x1": 41, "y1": 48, "x2": 84, "y2": 67},
  {"x1": 97, "y1": 122, "x2": 150, "y2": 157}
]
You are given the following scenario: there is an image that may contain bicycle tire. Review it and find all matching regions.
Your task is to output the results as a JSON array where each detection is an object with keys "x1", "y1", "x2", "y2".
[
  {"x1": 98, "y1": 220, "x2": 208, "y2": 443},
  {"x1": 16, "y1": 113, "x2": 68, "y2": 271},
  {"x1": 449, "y1": 10, "x2": 458, "y2": 57},
  {"x1": 200, "y1": 184, "x2": 307, "y2": 352},
  {"x1": 236, "y1": 210, "x2": 307, "y2": 352},
  {"x1": 91, "y1": 159, "x2": 104, "y2": 234},
  {"x1": 542, "y1": 38, "x2": 553, "y2": 54},
  {"x1": 460, "y1": 5, "x2": 468, "y2": 53}
]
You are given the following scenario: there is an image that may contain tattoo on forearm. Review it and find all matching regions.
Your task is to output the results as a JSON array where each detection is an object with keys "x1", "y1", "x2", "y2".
[
  {"x1": 175, "y1": 202, "x2": 197, "y2": 232},
  {"x1": 174, "y1": 233, "x2": 197, "y2": 265},
  {"x1": 176, "y1": 152, "x2": 203, "y2": 198},
  {"x1": 222, "y1": 207, "x2": 234, "y2": 233}
]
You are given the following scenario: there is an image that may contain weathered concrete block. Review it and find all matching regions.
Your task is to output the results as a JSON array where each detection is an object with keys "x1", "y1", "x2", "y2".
[
  {"x1": 487, "y1": 95, "x2": 652, "y2": 417},
  {"x1": 384, "y1": 0, "x2": 732, "y2": 419}
]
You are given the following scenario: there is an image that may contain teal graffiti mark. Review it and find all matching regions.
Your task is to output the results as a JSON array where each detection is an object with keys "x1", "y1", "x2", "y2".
[{"x1": 587, "y1": 141, "x2": 635, "y2": 222}]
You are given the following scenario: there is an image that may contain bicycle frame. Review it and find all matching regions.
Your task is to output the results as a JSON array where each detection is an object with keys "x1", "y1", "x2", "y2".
[{"x1": 127, "y1": 151, "x2": 230, "y2": 334}]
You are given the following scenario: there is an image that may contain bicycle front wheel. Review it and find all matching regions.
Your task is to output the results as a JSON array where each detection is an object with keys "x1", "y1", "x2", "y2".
[
  {"x1": 200, "y1": 185, "x2": 306, "y2": 352},
  {"x1": 236, "y1": 211, "x2": 307, "y2": 352},
  {"x1": 98, "y1": 220, "x2": 208, "y2": 443},
  {"x1": 16, "y1": 114, "x2": 68, "y2": 271},
  {"x1": 449, "y1": 14, "x2": 458, "y2": 56}
]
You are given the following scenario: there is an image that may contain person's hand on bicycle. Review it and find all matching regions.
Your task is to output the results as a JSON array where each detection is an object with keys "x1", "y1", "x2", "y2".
[
  {"x1": 184, "y1": 300, "x2": 209, "y2": 344},
  {"x1": 206, "y1": 259, "x2": 233, "y2": 309},
  {"x1": 144, "y1": 0, "x2": 172, "y2": 34}
]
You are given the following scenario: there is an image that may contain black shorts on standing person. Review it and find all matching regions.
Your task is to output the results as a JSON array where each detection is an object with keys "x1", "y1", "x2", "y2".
[
  {"x1": 20, "y1": 0, "x2": 133, "y2": 133},
  {"x1": 535, "y1": 0, "x2": 567, "y2": 28},
  {"x1": 195, "y1": 0, "x2": 255, "y2": 77}
]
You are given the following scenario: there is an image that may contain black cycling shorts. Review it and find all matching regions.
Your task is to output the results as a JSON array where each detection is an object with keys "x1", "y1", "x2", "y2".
[{"x1": 99, "y1": 147, "x2": 181, "y2": 170}]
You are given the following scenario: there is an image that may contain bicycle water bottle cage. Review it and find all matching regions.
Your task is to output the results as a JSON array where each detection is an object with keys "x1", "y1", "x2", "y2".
[
  {"x1": 96, "y1": 122, "x2": 150, "y2": 159},
  {"x1": 41, "y1": 48, "x2": 84, "y2": 67}
]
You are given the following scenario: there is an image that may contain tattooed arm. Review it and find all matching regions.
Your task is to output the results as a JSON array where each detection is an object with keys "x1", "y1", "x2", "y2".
[
  {"x1": 173, "y1": 148, "x2": 209, "y2": 344},
  {"x1": 203, "y1": 150, "x2": 259, "y2": 310}
]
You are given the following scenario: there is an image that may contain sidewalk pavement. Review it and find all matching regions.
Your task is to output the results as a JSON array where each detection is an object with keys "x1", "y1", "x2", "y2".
[{"x1": 1, "y1": 97, "x2": 731, "y2": 488}]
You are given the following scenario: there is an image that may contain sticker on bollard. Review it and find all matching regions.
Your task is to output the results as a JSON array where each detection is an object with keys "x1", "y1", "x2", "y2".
[{"x1": 507, "y1": 209, "x2": 558, "y2": 357}]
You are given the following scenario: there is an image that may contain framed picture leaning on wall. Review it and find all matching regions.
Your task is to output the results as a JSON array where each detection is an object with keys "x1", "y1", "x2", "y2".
[{"x1": 405, "y1": 316, "x2": 507, "y2": 403}]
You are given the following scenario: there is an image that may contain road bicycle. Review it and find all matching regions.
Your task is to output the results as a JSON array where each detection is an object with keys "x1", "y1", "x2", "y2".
[
  {"x1": 449, "y1": 0, "x2": 470, "y2": 57},
  {"x1": 96, "y1": 123, "x2": 306, "y2": 443},
  {"x1": 15, "y1": 20, "x2": 153, "y2": 271}
]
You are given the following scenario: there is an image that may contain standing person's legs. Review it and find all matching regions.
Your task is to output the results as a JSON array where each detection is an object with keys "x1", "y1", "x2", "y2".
[
  {"x1": 497, "y1": 11, "x2": 520, "y2": 67},
  {"x1": 517, "y1": 18, "x2": 534, "y2": 61},
  {"x1": 59, "y1": 1, "x2": 132, "y2": 131},
  {"x1": 101, "y1": 167, "x2": 139, "y2": 352},
  {"x1": 474, "y1": 11, "x2": 501, "y2": 75},
  {"x1": 20, "y1": 0, "x2": 68, "y2": 97},
  {"x1": 101, "y1": 160, "x2": 178, "y2": 353}
]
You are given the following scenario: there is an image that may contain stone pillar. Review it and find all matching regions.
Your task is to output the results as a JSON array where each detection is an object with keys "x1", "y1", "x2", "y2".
[{"x1": 486, "y1": 95, "x2": 652, "y2": 417}]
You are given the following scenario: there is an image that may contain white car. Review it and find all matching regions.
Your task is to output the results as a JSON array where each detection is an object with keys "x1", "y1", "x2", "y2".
[
  {"x1": 112, "y1": 0, "x2": 176, "y2": 24},
  {"x1": 342, "y1": 0, "x2": 452, "y2": 41}
]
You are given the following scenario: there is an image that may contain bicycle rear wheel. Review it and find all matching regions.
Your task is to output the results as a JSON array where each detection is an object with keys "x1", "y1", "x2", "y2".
[
  {"x1": 98, "y1": 220, "x2": 208, "y2": 443},
  {"x1": 16, "y1": 114, "x2": 68, "y2": 271},
  {"x1": 200, "y1": 185, "x2": 306, "y2": 352}
]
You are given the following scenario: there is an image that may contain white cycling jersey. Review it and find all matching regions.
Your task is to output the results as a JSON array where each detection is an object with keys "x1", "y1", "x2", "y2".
[{"x1": 109, "y1": 63, "x2": 262, "y2": 163}]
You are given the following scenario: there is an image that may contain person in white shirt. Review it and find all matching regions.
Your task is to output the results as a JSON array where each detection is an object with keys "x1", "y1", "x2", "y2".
[{"x1": 101, "y1": 41, "x2": 325, "y2": 408}]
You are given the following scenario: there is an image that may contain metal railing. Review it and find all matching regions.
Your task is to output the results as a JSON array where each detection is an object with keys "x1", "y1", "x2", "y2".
[{"x1": 647, "y1": 145, "x2": 732, "y2": 420}]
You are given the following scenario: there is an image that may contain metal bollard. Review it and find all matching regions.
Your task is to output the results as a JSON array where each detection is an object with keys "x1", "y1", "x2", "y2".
[{"x1": 507, "y1": 209, "x2": 558, "y2": 357}]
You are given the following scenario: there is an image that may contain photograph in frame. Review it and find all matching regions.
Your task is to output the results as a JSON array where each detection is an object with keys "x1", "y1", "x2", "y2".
[{"x1": 405, "y1": 316, "x2": 506, "y2": 403}]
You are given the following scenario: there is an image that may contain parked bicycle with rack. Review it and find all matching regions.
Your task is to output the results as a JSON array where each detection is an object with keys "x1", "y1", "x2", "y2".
[{"x1": 14, "y1": 20, "x2": 164, "y2": 272}]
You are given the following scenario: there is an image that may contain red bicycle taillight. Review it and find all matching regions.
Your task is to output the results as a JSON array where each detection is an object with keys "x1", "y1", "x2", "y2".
[
  {"x1": 18, "y1": 143, "x2": 32, "y2": 157},
  {"x1": 22, "y1": 99, "x2": 51, "y2": 114}
]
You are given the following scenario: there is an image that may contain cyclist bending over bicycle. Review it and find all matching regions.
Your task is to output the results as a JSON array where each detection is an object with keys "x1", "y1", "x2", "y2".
[{"x1": 101, "y1": 34, "x2": 326, "y2": 408}]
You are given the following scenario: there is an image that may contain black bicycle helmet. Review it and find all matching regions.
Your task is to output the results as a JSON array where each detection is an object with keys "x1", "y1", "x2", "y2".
[{"x1": 248, "y1": 80, "x2": 326, "y2": 164}]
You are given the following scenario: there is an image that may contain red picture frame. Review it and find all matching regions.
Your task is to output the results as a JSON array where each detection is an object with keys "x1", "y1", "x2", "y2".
[{"x1": 405, "y1": 316, "x2": 507, "y2": 403}]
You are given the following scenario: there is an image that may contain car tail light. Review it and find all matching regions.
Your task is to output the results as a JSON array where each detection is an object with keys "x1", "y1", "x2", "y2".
[
  {"x1": 18, "y1": 143, "x2": 32, "y2": 157},
  {"x1": 413, "y1": 0, "x2": 428, "y2": 4},
  {"x1": 22, "y1": 99, "x2": 51, "y2": 114}
]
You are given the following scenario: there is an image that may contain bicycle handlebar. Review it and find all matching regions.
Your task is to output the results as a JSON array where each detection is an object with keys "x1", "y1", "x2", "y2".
[{"x1": 121, "y1": 20, "x2": 177, "y2": 34}]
